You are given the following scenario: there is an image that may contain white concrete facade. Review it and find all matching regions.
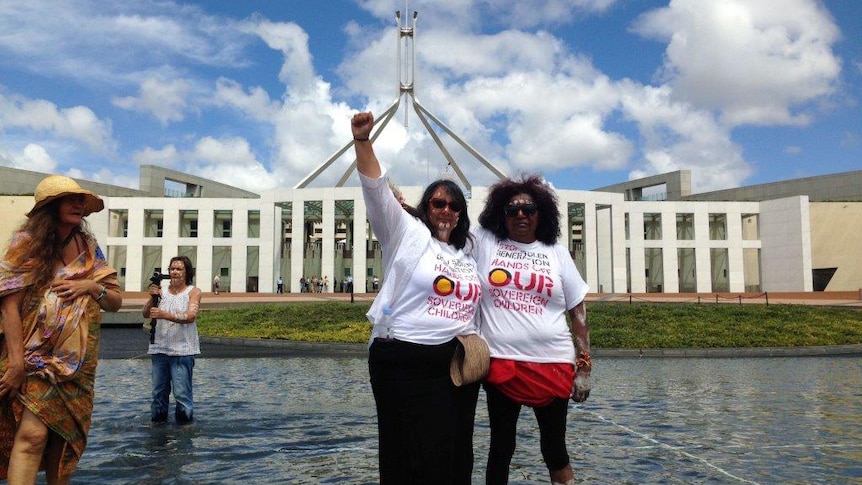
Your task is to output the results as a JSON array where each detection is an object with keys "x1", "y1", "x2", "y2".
[
  {"x1": 74, "y1": 186, "x2": 811, "y2": 294},
  {"x1": 3, "y1": 166, "x2": 837, "y2": 294}
]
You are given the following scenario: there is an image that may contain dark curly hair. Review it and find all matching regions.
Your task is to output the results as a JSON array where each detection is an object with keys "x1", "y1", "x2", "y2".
[
  {"x1": 478, "y1": 174, "x2": 561, "y2": 245},
  {"x1": 415, "y1": 179, "x2": 471, "y2": 250}
]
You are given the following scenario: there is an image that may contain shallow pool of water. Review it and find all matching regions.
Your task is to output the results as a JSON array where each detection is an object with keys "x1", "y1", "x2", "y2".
[{"x1": 76, "y1": 353, "x2": 862, "y2": 484}]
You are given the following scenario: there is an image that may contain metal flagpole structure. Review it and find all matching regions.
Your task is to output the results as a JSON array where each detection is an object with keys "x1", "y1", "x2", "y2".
[{"x1": 294, "y1": 4, "x2": 507, "y2": 190}]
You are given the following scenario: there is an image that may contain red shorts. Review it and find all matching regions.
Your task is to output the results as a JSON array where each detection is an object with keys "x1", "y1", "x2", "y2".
[{"x1": 486, "y1": 358, "x2": 575, "y2": 407}]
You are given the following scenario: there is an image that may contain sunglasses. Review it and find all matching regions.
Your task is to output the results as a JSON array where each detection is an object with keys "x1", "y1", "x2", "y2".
[
  {"x1": 504, "y1": 202, "x2": 538, "y2": 217},
  {"x1": 429, "y1": 198, "x2": 463, "y2": 213}
]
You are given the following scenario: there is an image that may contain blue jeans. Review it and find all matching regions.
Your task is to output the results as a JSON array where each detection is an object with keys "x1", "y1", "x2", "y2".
[{"x1": 151, "y1": 354, "x2": 195, "y2": 424}]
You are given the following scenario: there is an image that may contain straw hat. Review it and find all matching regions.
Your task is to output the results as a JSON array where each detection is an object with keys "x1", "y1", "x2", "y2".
[
  {"x1": 450, "y1": 334, "x2": 490, "y2": 386},
  {"x1": 26, "y1": 175, "x2": 104, "y2": 218}
]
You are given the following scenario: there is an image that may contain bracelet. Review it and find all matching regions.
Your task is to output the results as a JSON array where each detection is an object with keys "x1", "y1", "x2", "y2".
[
  {"x1": 95, "y1": 285, "x2": 107, "y2": 301},
  {"x1": 353, "y1": 136, "x2": 370, "y2": 142},
  {"x1": 575, "y1": 351, "x2": 592, "y2": 370}
]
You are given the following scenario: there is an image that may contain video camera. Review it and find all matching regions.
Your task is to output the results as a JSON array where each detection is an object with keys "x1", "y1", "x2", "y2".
[
  {"x1": 147, "y1": 271, "x2": 170, "y2": 344},
  {"x1": 150, "y1": 271, "x2": 170, "y2": 286}
]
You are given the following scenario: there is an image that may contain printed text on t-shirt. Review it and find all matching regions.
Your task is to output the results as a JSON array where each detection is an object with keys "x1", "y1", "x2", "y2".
[{"x1": 487, "y1": 243, "x2": 554, "y2": 315}]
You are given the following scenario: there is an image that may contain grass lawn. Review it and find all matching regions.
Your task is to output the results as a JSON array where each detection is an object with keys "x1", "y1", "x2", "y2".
[{"x1": 196, "y1": 301, "x2": 862, "y2": 348}]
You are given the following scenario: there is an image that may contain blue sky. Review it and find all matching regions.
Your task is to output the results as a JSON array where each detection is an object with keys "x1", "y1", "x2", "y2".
[{"x1": 0, "y1": 0, "x2": 859, "y2": 194}]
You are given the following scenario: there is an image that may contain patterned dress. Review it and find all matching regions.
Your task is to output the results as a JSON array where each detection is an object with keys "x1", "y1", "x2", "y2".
[{"x1": 0, "y1": 231, "x2": 119, "y2": 479}]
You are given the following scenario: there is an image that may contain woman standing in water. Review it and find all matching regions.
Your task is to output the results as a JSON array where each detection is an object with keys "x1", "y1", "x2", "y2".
[
  {"x1": 474, "y1": 175, "x2": 591, "y2": 485},
  {"x1": 352, "y1": 111, "x2": 483, "y2": 484},
  {"x1": 0, "y1": 175, "x2": 121, "y2": 484}
]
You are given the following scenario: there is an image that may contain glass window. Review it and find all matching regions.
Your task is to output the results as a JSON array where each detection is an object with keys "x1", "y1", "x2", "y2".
[
  {"x1": 568, "y1": 203, "x2": 586, "y2": 278},
  {"x1": 676, "y1": 213, "x2": 694, "y2": 240},
  {"x1": 178, "y1": 246, "x2": 197, "y2": 269},
  {"x1": 108, "y1": 245, "x2": 127, "y2": 290},
  {"x1": 213, "y1": 246, "x2": 231, "y2": 291},
  {"x1": 246, "y1": 246, "x2": 259, "y2": 292},
  {"x1": 677, "y1": 248, "x2": 696, "y2": 292},
  {"x1": 334, "y1": 200, "x2": 354, "y2": 288},
  {"x1": 109, "y1": 209, "x2": 129, "y2": 238},
  {"x1": 248, "y1": 210, "x2": 260, "y2": 238},
  {"x1": 180, "y1": 210, "x2": 198, "y2": 238},
  {"x1": 710, "y1": 248, "x2": 729, "y2": 292},
  {"x1": 709, "y1": 213, "x2": 727, "y2": 240},
  {"x1": 644, "y1": 213, "x2": 662, "y2": 240},
  {"x1": 142, "y1": 245, "x2": 162, "y2": 288},
  {"x1": 214, "y1": 210, "x2": 233, "y2": 238},
  {"x1": 144, "y1": 210, "x2": 163, "y2": 238},
  {"x1": 304, "y1": 201, "x2": 324, "y2": 284},
  {"x1": 644, "y1": 248, "x2": 664, "y2": 292}
]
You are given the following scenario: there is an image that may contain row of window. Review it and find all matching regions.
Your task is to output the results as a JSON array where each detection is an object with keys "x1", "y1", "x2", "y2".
[
  {"x1": 110, "y1": 208, "x2": 760, "y2": 245},
  {"x1": 630, "y1": 247, "x2": 761, "y2": 293},
  {"x1": 109, "y1": 210, "x2": 260, "y2": 239},
  {"x1": 625, "y1": 213, "x2": 759, "y2": 241}
]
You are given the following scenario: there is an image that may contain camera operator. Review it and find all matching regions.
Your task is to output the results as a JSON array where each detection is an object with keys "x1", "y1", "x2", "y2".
[{"x1": 141, "y1": 256, "x2": 201, "y2": 425}]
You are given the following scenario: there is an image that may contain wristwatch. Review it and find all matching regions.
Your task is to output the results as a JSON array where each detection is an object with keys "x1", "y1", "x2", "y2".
[{"x1": 95, "y1": 285, "x2": 107, "y2": 301}]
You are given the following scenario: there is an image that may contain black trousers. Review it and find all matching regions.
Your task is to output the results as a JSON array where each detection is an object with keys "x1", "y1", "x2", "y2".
[
  {"x1": 484, "y1": 382, "x2": 570, "y2": 484},
  {"x1": 369, "y1": 338, "x2": 480, "y2": 485}
]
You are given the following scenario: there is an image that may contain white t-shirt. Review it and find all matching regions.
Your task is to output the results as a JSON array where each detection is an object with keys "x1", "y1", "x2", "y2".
[
  {"x1": 361, "y1": 171, "x2": 482, "y2": 346},
  {"x1": 473, "y1": 227, "x2": 588, "y2": 364}
]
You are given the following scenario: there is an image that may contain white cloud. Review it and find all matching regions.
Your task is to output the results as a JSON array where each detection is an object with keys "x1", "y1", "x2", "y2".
[
  {"x1": 482, "y1": 0, "x2": 617, "y2": 29},
  {"x1": 252, "y1": 20, "x2": 317, "y2": 95},
  {"x1": 89, "y1": 168, "x2": 138, "y2": 189},
  {"x1": 2, "y1": 143, "x2": 57, "y2": 173},
  {"x1": 132, "y1": 137, "x2": 276, "y2": 192},
  {"x1": 192, "y1": 136, "x2": 258, "y2": 166},
  {"x1": 358, "y1": 0, "x2": 617, "y2": 31},
  {"x1": 212, "y1": 78, "x2": 279, "y2": 121},
  {"x1": 0, "y1": 92, "x2": 115, "y2": 154},
  {"x1": 132, "y1": 145, "x2": 180, "y2": 168},
  {"x1": 421, "y1": 30, "x2": 564, "y2": 77},
  {"x1": 113, "y1": 76, "x2": 193, "y2": 124},
  {"x1": 633, "y1": 0, "x2": 841, "y2": 126},
  {"x1": 0, "y1": 0, "x2": 851, "y2": 195},
  {"x1": 0, "y1": 0, "x2": 253, "y2": 85},
  {"x1": 189, "y1": 137, "x2": 276, "y2": 191},
  {"x1": 618, "y1": 82, "x2": 750, "y2": 191}
]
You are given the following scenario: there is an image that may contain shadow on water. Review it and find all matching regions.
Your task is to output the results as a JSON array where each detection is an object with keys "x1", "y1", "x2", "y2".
[{"x1": 74, "y1": 329, "x2": 862, "y2": 484}]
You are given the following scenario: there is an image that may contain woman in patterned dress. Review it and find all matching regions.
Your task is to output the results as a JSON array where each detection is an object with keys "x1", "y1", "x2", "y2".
[{"x1": 0, "y1": 175, "x2": 121, "y2": 484}]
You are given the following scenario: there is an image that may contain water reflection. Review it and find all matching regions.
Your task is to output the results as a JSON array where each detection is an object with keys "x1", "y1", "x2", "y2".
[{"x1": 76, "y1": 355, "x2": 862, "y2": 484}]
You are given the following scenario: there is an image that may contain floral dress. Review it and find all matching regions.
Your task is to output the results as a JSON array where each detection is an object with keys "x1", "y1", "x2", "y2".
[{"x1": 0, "y1": 231, "x2": 119, "y2": 480}]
